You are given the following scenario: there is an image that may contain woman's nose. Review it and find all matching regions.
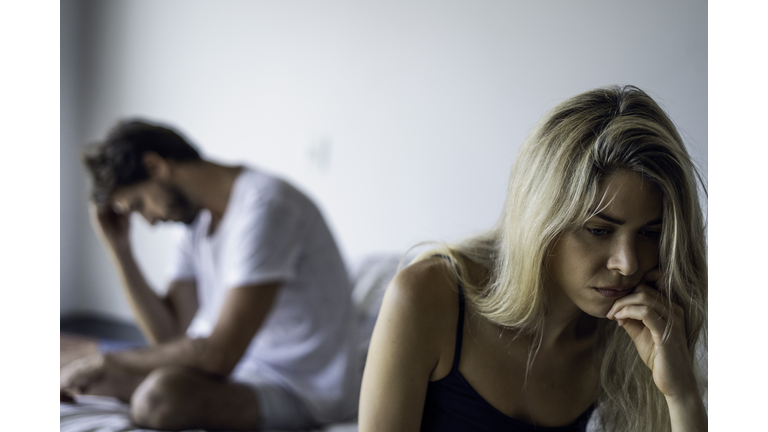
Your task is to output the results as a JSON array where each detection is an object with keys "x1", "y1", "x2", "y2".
[{"x1": 607, "y1": 237, "x2": 638, "y2": 276}]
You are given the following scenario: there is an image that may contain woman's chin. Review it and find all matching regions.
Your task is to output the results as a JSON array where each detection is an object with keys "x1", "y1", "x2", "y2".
[{"x1": 578, "y1": 301, "x2": 614, "y2": 319}]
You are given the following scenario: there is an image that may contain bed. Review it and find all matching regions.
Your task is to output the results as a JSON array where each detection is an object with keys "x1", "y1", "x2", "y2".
[
  {"x1": 61, "y1": 254, "x2": 401, "y2": 432},
  {"x1": 61, "y1": 253, "x2": 706, "y2": 432}
]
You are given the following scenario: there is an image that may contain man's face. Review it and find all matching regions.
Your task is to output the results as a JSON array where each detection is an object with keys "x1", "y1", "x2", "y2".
[
  {"x1": 112, "y1": 181, "x2": 200, "y2": 225},
  {"x1": 545, "y1": 170, "x2": 663, "y2": 318}
]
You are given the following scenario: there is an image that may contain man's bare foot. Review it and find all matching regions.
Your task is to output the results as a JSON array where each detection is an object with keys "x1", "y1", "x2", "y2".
[{"x1": 60, "y1": 389, "x2": 76, "y2": 403}]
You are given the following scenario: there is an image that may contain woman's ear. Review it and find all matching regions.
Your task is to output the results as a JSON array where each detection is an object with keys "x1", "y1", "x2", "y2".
[{"x1": 142, "y1": 152, "x2": 172, "y2": 180}]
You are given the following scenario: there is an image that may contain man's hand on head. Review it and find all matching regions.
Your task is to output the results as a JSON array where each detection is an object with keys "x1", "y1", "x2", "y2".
[{"x1": 90, "y1": 204, "x2": 131, "y2": 247}]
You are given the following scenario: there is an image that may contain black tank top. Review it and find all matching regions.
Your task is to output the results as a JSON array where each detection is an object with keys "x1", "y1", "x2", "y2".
[{"x1": 420, "y1": 283, "x2": 595, "y2": 431}]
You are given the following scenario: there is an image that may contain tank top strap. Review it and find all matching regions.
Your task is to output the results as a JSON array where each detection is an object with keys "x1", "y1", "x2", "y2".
[
  {"x1": 431, "y1": 254, "x2": 466, "y2": 374},
  {"x1": 452, "y1": 282, "x2": 466, "y2": 373}
]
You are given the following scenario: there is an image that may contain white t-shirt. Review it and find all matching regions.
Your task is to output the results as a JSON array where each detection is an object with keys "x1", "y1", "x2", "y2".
[{"x1": 168, "y1": 168, "x2": 358, "y2": 423}]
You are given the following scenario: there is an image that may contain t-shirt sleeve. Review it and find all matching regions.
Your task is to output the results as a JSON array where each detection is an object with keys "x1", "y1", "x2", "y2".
[
  {"x1": 167, "y1": 227, "x2": 196, "y2": 284},
  {"x1": 221, "y1": 195, "x2": 307, "y2": 289}
]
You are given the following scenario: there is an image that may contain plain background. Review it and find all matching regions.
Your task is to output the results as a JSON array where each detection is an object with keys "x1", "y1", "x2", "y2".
[
  {"x1": 61, "y1": 0, "x2": 707, "y2": 322},
  {"x1": 0, "y1": 0, "x2": 762, "y2": 429}
]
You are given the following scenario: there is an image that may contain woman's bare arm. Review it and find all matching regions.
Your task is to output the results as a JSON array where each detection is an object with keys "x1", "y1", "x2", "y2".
[
  {"x1": 359, "y1": 259, "x2": 458, "y2": 432},
  {"x1": 607, "y1": 269, "x2": 707, "y2": 431}
]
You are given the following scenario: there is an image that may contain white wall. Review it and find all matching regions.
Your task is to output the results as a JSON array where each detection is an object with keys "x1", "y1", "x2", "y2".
[
  {"x1": 61, "y1": 0, "x2": 707, "y2": 322},
  {"x1": 61, "y1": 0, "x2": 86, "y2": 315}
]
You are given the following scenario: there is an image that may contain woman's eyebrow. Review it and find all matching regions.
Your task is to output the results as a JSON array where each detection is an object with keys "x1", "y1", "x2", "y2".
[
  {"x1": 594, "y1": 212, "x2": 663, "y2": 226},
  {"x1": 644, "y1": 218, "x2": 663, "y2": 226},
  {"x1": 596, "y1": 213, "x2": 624, "y2": 224}
]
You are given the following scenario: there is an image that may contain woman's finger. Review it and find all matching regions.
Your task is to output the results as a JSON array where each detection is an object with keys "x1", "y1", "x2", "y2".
[
  {"x1": 607, "y1": 284, "x2": 664, "y2": 319},
  {"x1": 614, "y1": 304, "x2": 668, "y2": 338},
  {"x1": 642, "y1": 267, "x2": 662, "y2": 285}
]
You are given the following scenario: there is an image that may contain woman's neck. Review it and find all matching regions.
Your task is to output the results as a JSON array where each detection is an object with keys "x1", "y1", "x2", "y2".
[{"x1": 540, "y1": 286, "x2": 598, "y2": 349}]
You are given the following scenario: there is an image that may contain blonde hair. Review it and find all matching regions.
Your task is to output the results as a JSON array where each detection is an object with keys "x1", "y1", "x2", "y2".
[{"x1": 414, "y1": 85, "x2": 707, "y2": 432}]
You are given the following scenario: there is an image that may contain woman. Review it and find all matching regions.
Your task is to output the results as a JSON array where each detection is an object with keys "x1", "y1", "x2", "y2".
[{"x1": 359, "y1": 86, "x2": 707, "y2": 432}]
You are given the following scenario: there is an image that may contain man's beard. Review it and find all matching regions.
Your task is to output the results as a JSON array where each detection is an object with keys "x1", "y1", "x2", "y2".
[{"x1": 163, "y1": 184, "x2": 200, "y2": 225}]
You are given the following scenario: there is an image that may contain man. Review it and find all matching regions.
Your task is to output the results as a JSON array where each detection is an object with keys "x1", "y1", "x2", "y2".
[{"x1": 61, "y1": 120, "x2": 359, "y2": 431}]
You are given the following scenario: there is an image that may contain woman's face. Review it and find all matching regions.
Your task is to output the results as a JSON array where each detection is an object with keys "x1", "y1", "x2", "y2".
[{"x1": 546, "y1": 170, "x2": 663, "y2": 318}]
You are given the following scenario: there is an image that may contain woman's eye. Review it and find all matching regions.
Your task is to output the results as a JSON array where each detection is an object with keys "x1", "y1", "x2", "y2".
[
  {"x1": 587, "y1": 227, "x2": 610, "y2": 236},
  {"x1": 641, "y1": 230, "x2": 660, "y2": 239}
]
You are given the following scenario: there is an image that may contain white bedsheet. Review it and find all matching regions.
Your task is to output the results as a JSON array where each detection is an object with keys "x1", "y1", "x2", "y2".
[
  {"x1": 60, "y1": 395, "x2": 359, "y2": 432},
  {"x1": 61, "y1": 395, "x2": 203, "y2": 432}
]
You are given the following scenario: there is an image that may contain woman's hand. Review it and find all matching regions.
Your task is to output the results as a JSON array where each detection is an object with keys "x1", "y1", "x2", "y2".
[{"x1": 605, "y1": 269, "x2": 699, "y2": 399}]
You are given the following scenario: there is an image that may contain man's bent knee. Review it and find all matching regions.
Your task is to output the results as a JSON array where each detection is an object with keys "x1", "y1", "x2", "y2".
[{"x1": 130, "y1": 366, "x2": 199, "y2": 431}]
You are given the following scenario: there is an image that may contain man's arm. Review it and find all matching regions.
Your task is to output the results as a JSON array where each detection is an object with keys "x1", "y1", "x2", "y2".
[
  {"x1": 92, "y1": 206, "x2": 193, "y2": 344},
  {"x1": 106, "y1": 282, "x2": 280, "y2": 377},
  {"x1": 61, "y1": 280, "x2": 277, "y2": 400}
]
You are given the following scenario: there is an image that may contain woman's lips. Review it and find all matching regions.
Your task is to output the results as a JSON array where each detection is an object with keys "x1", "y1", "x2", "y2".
[{"x1": 592, "y1": 286, "x2": 633, "y2": 298}]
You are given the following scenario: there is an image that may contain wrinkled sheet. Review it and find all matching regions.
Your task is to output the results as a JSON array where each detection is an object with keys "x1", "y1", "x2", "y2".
[{"x1": 60, "y1": 395, "x2": 358, "y2": 432}]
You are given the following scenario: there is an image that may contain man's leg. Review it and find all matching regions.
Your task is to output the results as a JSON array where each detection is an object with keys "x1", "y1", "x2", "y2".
[{"x1": 130, "y1": 366, "x2": 262, "y2": 431}]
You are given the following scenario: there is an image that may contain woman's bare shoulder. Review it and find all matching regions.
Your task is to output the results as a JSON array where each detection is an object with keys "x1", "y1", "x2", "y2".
[
  {"x1": 389, "y1": 256, "x2": 460, "y2": 312},
  {"x1": 383, "y1": 257, "x2": 462, "y2": 364}
]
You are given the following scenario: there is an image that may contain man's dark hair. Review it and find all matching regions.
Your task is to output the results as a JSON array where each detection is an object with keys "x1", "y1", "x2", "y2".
[{"x1": 82, "y1": 119, "x2": 202, "y2": 206}]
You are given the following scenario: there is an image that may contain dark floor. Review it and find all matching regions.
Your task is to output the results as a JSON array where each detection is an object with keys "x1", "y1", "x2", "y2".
[{"x1": 61, "y1": 314, "x2": 147, "y2": 346}]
